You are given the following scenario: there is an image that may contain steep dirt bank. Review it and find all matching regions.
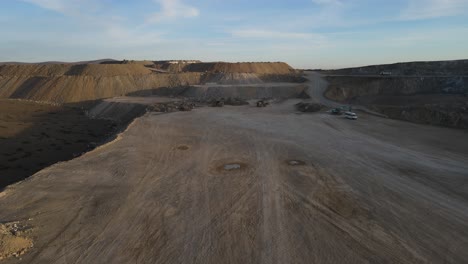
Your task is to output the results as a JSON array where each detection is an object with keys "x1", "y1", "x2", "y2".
[
  {"x1": 0, "y1": 71, "x2": 202, "y2": 103},
  {"x1": 325, "y1": 76, "x2": 467, "y2": 101},
  {"x1": 321, "y1": 59, "x2": 468, "y2": 76},
  {"x1": 160, "y1": 62, "x2": 303, "y2": 83},
  {"x1": 0, "y1": 99, "x2": 119, "y2": 189},
  {"x1": 128, "y1": 83, "x2": 309, "y2": 100},
  {"x1": 0, "y1": 99, "x2": 150, "y2": 189},
  {"x1": 203, "y1": 73, "x2": 264, "y2": 85},
  {"x1": 0, "y1": 64, "x2": 152, "y2": 77},
  {"x1": 0, "y1": 62, "x2": 301, "y2": 104},
  {"x1": 325, "y1": 76, "x2": 468, "y2": 128},
  {"x1": 173, "y1": 62, "x2": 294, "y2": 74}
]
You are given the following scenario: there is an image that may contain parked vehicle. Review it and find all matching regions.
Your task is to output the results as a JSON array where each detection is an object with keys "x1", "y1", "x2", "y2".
[
  {"x1": 331, "y1": 108, "x2": 342, "y2": 115},
  {"x1": 344, "y1": 111, "x2": 358, "y2": 120}
]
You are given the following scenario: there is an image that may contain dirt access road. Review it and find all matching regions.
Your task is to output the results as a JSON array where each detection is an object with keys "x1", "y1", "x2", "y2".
[
  {"x1": 1, "y1": 99, "x2": 468, "y2": 263},
  {"x1": 304, "y1": 71, "x2": 388, "y2": 117}
]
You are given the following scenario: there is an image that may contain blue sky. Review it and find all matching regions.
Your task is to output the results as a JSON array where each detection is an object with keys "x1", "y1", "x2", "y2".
[{"x1": 1, "y1": 0, "x2": 468, "y2": 68}]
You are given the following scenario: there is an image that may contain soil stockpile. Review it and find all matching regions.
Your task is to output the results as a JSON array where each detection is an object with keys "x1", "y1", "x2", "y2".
[
  {"x1": 0, "y1": 64, "x2": 152, "y2": 77},
  {"x1": 204, "y1": 73, "x2": 264, "y2": 85},
  {"x1": 0, "y1": 62, "x2": 300, "y2": 104},
  {"x1": 0, "y1": 64, "x2": 203, "y2": 103},
  {"x1": 182, "y1": 62, "x2": 294, "y2": 74},
  {"x1": 154, "y1": 62, "x2": 303, "y2": 83}
]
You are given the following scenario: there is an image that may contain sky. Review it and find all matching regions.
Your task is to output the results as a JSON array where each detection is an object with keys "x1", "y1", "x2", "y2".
[{"x1": 1, "y1": 0, "x2": 468, "y2": 68}]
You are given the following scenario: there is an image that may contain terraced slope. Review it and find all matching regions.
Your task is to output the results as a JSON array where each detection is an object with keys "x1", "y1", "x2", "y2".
[
  {"x1": 0, "y1": 64, "x2": 202, "y2": 103},
  {"x1": 183, "y1": 62, "x2": 294, "y2": 74}
]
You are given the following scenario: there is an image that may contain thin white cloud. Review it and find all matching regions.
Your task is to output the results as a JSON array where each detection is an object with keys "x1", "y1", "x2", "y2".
[
  {"x1": 20, "y1": 0, "x2": 66, "y2": 12},
  {"x1": 147, "y1": 0, "x2": 199, "y2": 23},
  {"x1": 312, "y1": 0, "x2": 343, "y2": 6},
  {"x1": 19, "y1": 0, "x2": 100, "y2": 16},
  {"x1": 231, "y1": 29, "x2": 324, "y2": 40},
  {"x1": 19, "y1": 0, "x2": 165, "y2": 47},
  {"x1": 400, "y1": 0, "x2": 468, "y2": 20}
]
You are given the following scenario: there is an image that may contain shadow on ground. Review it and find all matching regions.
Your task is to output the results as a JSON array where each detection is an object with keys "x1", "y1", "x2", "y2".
[{"x1": 0, "y1": 99, "x2": 119, "y2": 190}]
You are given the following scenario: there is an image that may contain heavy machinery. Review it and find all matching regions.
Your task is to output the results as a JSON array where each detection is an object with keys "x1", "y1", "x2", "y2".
[
  {"x1": 331, "y1": 108, "x2": 342, "y2": 115},
  {"x1": 256, "y1": 100, "x2": 269, "y2": 107},
  {"x1": 331, "y1": 106, "x2": 350, "y2": 115}
]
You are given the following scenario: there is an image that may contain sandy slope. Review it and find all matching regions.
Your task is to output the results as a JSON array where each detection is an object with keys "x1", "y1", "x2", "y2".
[
  {"x1": 178, "y1": 62, "x2": 293, "y2": 74},
  {"x1": 0, "y1": 62, "x2": 297, "y2": 103},
  {"x1": 1, "y1": 101, "x2": 468, "y2": 263},
  {"x1": 0, "y1": 73, "x2": 202, "y2": 103}
]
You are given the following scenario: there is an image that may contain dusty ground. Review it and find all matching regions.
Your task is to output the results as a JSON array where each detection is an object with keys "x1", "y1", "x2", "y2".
[
  {"x1": 0, "y1": 99, "x2": 116, "y2": 188},
  {"x1": 1, "y1": 100, "x2": 467, "y2": 263}
]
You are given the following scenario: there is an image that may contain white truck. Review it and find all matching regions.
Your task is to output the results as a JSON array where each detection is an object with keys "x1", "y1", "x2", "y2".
[{"x1": 345, "y1": 111, "x2": 358, "y2": 120}]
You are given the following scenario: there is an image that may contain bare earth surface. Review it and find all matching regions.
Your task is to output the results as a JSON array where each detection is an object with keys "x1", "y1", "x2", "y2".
[{"x1": 1, "y1": 100, "x2": 468, "y2": 263}]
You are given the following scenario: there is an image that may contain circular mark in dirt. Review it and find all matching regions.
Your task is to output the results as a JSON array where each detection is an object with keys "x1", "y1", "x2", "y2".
[
  {"x1": 176, "y1": 145, "x2": 190, "y2": 151},
  {"x1": 224, "y1": 163, "x2": 242, "y2": 171},
  {"x1": 286, "y1": 160, "x2": 306, "y2": 166},
  {"x1": 215, "y1": 162, "x2": 249, "y2": 173}
]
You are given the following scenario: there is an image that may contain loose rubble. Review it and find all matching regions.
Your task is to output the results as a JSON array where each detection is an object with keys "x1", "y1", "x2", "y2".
[
  {"x1": 296, "y1": 102, "x2": 324, "y2": 112},
  {"x1": 0, "y1": 222, "x2": 33, "y2": 261},
  {"x1": 149, "y1": 101, "x2": 195, "y2": 112}
]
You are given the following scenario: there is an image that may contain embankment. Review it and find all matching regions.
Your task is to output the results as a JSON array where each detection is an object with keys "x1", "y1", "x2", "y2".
[
  {"x1": 0, "y1": 62, "x2": 302, "y2": 104},
  {"x1": 181, "y1": 62, "x2": 294, "y2": 74},
  {"x1": 325, "y1": 76, "x2": 468, "y2": 101},
  {"x1": 321, "y1": 59, "x2": 468, "y2": 76},
  {"x1": 325, "y1": 76, "x2": 468, "y2": 128},
  {"x1": 0, "y1": 64, "x2": 202, "y2": 103}
]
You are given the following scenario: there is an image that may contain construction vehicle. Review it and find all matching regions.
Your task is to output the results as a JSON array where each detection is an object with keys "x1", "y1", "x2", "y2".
[
  {"x1": 331, "y1": 106, "x2": 351, "y2": 115},
  {"x1": 256, "y1": 100, "x2": 269, "y2": 107},
  {"x1": 331, "y1": 108, "x2": 342, "y2": 115},
  {"x1": 212, "y1": 98, "x2": 225, "y2": 107}
]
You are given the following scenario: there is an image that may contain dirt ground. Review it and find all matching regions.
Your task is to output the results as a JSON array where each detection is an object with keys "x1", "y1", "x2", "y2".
[
  {"x1": 0, "y1": 99, "x2": 116, "y2": 188},
  {"x1": 0, "y1": 100, "x2": 467, "y2": 263}
]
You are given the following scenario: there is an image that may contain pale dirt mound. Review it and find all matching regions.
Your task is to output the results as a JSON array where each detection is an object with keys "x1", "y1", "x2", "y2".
[
  {"x1": 182, "y1": 62, "x2": 294, "y2": 74},
  {"x1": 63, "y1": 64, "x2": 152, "y2": 76},
  {"x1": 205, "y1": 73, "x2": 264, "y2": 85},
  {"x1": 154, "y1": 62, "x2": 199, "y2": 73},
  {"x1": 0, "y1": 64, "x2": 152, "y2": 77},
  {"x1": 0, "y1": 72, "x2": 202, "y2": 103},
  {"x1": 0, "y1": 61, "x2": 297, "y2": 104},
  {"x1": 0, "y1": 64, "x2": 70, "y2": 76},
  {"x1": 0, "y1": 222, "x2": 33, "y2": 261}
]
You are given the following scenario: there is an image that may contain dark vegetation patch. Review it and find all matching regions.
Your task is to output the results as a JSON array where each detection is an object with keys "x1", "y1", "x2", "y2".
[{"x1": 0, "y1": 99, "x2": 116, "y2": 189}]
